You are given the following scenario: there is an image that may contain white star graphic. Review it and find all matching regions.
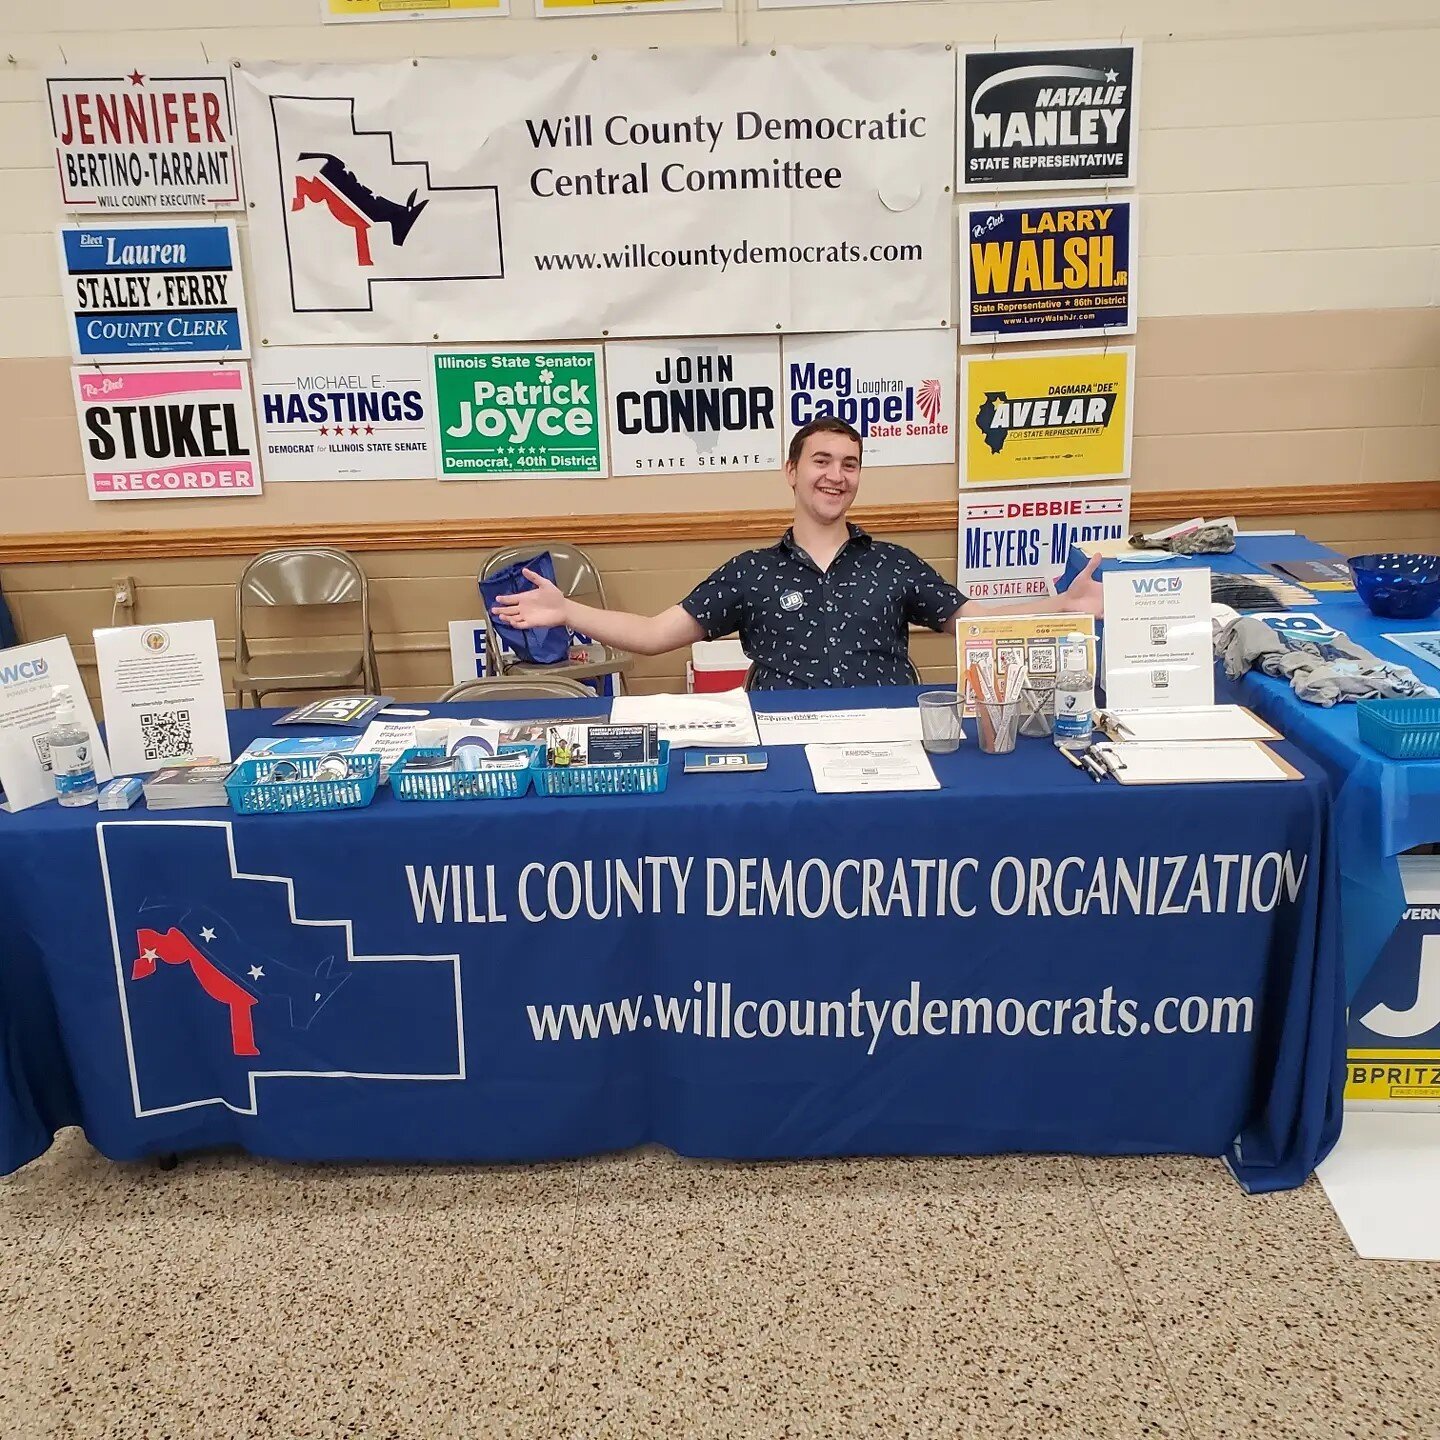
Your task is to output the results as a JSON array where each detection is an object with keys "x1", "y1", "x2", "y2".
[
  {"x1": 1105, "y1": 68, "x2": 1119, "y2": 81},
  {"x1": 537, "y1": 368, "x2": 555, "y2": 384},
  {"x1": 141, "y1": 947, "x2": 158, "y2": 962},
  {"x1": 199, "y1": 926, "x2": 217, "y2": 943},
  {"x1": 248, "y1": 965, "x2": 265, "y2": 981}
]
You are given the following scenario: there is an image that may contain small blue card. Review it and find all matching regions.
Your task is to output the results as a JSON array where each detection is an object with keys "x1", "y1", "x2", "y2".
[{"x1": 683, "y1": 750, "x2": 769, "y2": 774}]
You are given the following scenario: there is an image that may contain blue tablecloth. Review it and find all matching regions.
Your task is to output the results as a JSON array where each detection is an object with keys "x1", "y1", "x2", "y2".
[
  {"x1": 0, "y1": 690, "x2": 1344, "y2": 1191},
  {"x1": 1064, "y1": 535, "x2": 1440, "y2": 998}
]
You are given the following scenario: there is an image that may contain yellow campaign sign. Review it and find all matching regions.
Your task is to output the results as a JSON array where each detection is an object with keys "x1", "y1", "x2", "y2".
[
  {"x1": 1346, "y1": 1050, "x2": 1440, "y2": 1103},
  {"x1": 961, "y1": 346, "x2": 1134, "y2": 487},
  {"x1": 323, "y1": 0, "x2": 506, "y2": 20}
]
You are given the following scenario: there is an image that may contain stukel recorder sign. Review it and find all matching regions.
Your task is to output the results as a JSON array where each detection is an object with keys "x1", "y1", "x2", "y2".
[
  {"x1": 605, "y1": 339, "x2": 781, "y2": 473},
  {"x1": 961, "y1": 347, "x2": 1134, "y2": 487},
  {"x1": 47, "y1": 70, "x2": 243, "y2": 211},
  {"x1": 256, "y1": 346, "x2": 434, "y2": 481},
  {"x1": 781, "y1": 330, "x2": 956, "y2": 469},
  {"x1": 73, "y1": 364, "x2": 262, "y2": 500},
  {"x1": 959, "y1": 43, "x2": 1139, "y2": 191},
  {"x1": 960, "y1": 198, "x2": 1136, "y2": 343}
]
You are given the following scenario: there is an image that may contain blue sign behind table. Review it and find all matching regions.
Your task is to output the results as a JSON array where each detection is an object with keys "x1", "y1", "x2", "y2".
[
  {"x1": 57, "y1": 220, "x2": 250, "y2": 361},
  {"x1": 962, "y1": 198, "x2": 1136, "y2": 344}
]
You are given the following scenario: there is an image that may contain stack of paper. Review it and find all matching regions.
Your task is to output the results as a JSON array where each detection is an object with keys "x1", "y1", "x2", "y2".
[
  {"x1": 1090, "y1": 741, "x2": 1297, "y2": 786},
  {"x1": 610, "y1": 690, "x2": 759, "y2": 748},
  {"x1": 804, "y1": 742, "x2": 939, "y2": 794},
  {"x1": 142, "y1": 763, "x2": 235, "y2": 810},
  {"x1": 1096, "y1": 705, "x2": 1280, "y2": 743}
]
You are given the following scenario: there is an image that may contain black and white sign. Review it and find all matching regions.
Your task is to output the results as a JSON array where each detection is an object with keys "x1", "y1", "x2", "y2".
[
  {"x1": 47, "y1": 69, "x2": 243, "y2": 212},
  {"x1": 959, "y1": 43, "x2": 1139, "y2": 192},
  {"x1": 782, "y1": 330, "x2": 956, "y2": 469},
  {"x1": 256, "y1": 346, "x2": 434, "y2": 481},
  {"x1": 605, "y1": 338, "x2": 781, "y2": 474},
  {"x1": 959, "y1": 484, "x2": 1130, "y2": 600}
]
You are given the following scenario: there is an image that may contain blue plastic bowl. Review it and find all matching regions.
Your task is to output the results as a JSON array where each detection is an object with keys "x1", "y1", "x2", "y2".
[{"x1": 1349, "y1": 553, "x2": 1440, "y2": 620}]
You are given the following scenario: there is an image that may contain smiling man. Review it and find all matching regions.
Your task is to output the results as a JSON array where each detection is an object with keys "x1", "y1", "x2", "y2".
[{"x1": 489, "y1": 416, "x2": 1104, "y2": 689}]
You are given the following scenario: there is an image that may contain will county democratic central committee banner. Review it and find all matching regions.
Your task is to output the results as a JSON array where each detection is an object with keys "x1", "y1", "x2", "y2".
[{"x1": 234, "y1": 49, "x2": 954, "y2": 345}]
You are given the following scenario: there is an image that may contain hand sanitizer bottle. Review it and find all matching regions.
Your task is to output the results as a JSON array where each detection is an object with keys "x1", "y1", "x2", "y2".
[
  {"x1": 47, "y1": 685, "x2": 98, "y2": 807},
  {"x1": 1052, "y1": 633, "x2": 1095, "y2": 752}
]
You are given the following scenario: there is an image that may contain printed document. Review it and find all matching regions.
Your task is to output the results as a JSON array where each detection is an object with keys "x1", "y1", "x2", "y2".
[
  {"x1": 757, "y1": 707, "x2": 923, "y2": 746},
  {"x1": 805, "y1": 742, "x2": 940, "y2": 794},
  {"x1": 610, "y1": 690, "x2": 759, "y2": 748}
]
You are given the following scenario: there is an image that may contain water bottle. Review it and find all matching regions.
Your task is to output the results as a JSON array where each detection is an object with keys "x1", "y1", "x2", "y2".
[
  {"x1": 1052, "y1": 633, "x2": 1095, "y2": 752},
  {"x1": 47, "y1": 685, "x2": 98, "y2": 807}
]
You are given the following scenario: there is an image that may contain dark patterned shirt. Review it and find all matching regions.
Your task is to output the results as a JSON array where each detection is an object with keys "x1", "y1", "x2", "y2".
[{"x1": 680, "y1": 525, "x2": 966, "y2": 689}]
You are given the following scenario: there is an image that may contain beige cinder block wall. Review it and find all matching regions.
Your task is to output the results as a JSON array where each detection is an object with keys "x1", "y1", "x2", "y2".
[{"x1": 0, "y1": 4, "x2": 1436, "y2": 697}]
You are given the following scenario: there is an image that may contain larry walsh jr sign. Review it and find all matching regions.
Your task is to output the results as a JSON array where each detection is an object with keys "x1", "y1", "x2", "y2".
[
  {"x1": 233, "y1": 47, "x2": 954, "y2": 344},
  {"x1": 959, "y1": 43, "x2": 1139, "y2": 191}
]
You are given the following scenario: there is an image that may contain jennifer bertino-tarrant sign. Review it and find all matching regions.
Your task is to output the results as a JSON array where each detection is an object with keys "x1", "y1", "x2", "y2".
[
  {"x1": 73, "y1": 363, "x2": 262, "y2": 500},
  {"x1": 430, "y1": 346, "x2": 607, "y2": 479},
  {"x1": 604, "y1": 338, "x2": 780, "y2": 473},
  {"x1": 47, "y1": 69, "x2": 243, "y2": 211},
  {"x1": 233, "y1": 48, "x2": 954, "y2": 344}
]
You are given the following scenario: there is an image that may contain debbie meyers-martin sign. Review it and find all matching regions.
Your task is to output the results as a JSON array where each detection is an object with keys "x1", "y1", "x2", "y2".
[{"x1": 72, "y1": 364, "x2": 262, "y2": 500}]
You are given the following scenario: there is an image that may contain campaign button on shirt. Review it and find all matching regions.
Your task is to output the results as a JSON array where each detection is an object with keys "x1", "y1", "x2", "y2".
[{"x1": 681, "y1": 525, "x2": 967, "y2": 689}]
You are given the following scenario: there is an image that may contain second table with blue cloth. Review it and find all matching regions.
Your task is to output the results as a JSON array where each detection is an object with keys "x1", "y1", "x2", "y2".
[{"x1": 0, "y1": 688, "x2": 1343, "y2": 1191}]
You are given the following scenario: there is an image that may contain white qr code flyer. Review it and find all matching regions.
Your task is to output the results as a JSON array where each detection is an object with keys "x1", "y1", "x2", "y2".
[{"x1": 93, "y1": 620, "x2": 231, "y2": 774}]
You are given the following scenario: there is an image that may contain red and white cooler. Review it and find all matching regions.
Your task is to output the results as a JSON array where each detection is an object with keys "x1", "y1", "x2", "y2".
[{"x1": 686, "y1": 638, "x2": 750, "y2": 693}]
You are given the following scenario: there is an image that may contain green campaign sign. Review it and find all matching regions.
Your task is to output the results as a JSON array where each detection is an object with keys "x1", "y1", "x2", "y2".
[{"x1": 430, "y1": 346, "x2": 606, "y2": 478}]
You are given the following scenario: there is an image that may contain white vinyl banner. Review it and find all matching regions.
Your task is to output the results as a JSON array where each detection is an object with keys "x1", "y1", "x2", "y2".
[
  {"x1": 233, "y1": 49, "x2": 954, "y2": 345},
  {"x1": 605, "y1": 337, "x2": 782, "y2": 475}
]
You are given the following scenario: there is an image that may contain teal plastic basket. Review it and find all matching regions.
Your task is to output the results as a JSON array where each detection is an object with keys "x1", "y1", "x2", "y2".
[
  {"x1": 533, "y1": 741, "x2": 671, "y2": 797},
  {"x1": 1356, "y1": 698, "x2": 1440, "y2": 760},
  {"x1": 390, "y1": 743, "x2": 541, "y2": 801},
  {"x1": 225, "y1": 753, "x2": 381, "y2": 814}
]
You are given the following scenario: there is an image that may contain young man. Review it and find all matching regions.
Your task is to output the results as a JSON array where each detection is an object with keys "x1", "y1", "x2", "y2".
[{"x1": 490, "y1": 416, "x2": 1105, "y2": 689}]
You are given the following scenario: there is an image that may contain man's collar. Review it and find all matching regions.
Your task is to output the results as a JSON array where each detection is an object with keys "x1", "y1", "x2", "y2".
[{"x1": 775, "y1": 522, "x2": 872, "y2": 555}]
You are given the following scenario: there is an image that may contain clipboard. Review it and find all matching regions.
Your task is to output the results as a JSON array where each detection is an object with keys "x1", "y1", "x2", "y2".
[
  {"x1": 1096, "y1": 705, "x2": 1282, "y2": 745},
  {"x1": 1091, "y1": 740, "x2": 1303, "y2": 785}
]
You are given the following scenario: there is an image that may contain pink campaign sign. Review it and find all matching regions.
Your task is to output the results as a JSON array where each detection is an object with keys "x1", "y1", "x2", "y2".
[{"x1": 73, "y1": 362, "x2": 261, "y2": 501}]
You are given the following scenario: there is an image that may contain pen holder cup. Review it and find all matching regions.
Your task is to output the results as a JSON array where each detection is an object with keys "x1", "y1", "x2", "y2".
[
  {"x1": 918, "y1": 691, "x2": 965, "y2": 753},
  {"x1": 1018, "y1": 684, "x2": 1054, "y2": 739},
  {"x1": 976, "y1": 700, "x2": 1023, "y2": 756}
]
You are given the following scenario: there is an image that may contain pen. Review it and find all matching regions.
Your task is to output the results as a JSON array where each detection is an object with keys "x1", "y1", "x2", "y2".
[
  {"x1": 1059, "y1": 746, "x2": 1085, "y2": 772},
  {"x1": 1080, "y1": 753, "x2": 1109, "y2": 782}
]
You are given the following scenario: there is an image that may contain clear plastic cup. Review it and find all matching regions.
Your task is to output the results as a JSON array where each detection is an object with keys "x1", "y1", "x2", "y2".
[
  {"x1": 1018, "y1": 684, "x2": 1055, "y2": 739},
  {"x1": 976, "y1": 700, "x2": 1022, "y2": 755},
  {"x1": 918, "y1": 691, "x2": 965, "y2": 753}
]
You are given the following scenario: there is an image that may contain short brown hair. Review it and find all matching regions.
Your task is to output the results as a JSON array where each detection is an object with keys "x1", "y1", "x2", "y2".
[{"x1": 786, "y1": 416, "x2": 863, "y2": 469}]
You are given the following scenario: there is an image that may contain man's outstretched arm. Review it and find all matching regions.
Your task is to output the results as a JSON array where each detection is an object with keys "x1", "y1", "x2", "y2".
[{"x1": 489, "y1": 567, "x2": 705, "y2": 657}]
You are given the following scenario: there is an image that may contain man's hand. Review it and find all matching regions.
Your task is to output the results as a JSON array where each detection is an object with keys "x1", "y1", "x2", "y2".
[
  {"x1": 490, "y1": 567, "x2": 568, "y2": 632},
  {"x1": 1059, "y1": 553, "x2": 1104, "y2": 619}
]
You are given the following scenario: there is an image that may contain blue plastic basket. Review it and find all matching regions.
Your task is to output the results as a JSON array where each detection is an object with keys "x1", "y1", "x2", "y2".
[
  {"x1": 533, "y1": 741, "x2": 671, "y2": 797},
  {"x1": 390, "y1": 743, "x2": 541, "y2": 801},
  {"x1": 1356, "y1": 698, "x2": 1440, "y2": 760},
  {"x1": 225, "y1": 753, "x2": 381, "y2": 815}
]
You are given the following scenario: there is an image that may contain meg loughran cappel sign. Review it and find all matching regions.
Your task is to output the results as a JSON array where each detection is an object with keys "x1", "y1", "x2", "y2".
[
  {"x1": 72, "y1": 364, "x2": 262, "y2": 501},
  {"x1": 960, "y1": 347, "x2": 1134, "y2": 487},
  {"x1": 959, "y1": 43, "x2": 1139, "y2": 192},
  {"x1": 960, "y1": 198, "x2": 1136, "y2": 344},
  {"x1": 430, "y1": 346, "x2": 607, "y2": 479}
]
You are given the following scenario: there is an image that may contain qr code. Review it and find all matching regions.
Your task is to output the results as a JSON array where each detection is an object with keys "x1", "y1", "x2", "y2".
[
  {"x1": 31, "y1": 734, "x2": 52, "y2": 773},
  {"x1": 140, "y1": 708, "x2": 193, "y2": 762},
  {"x1": 1151, "y1": 670, "x2": 1171, "y2": 689},
  {"x1": 1150, "y1": 623, "x2": 1169, "y2": 645}
]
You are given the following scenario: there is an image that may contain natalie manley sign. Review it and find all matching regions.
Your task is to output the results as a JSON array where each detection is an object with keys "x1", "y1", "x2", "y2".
[
  {"x1": 256, "y1": 346, "x2": 434, "y2": 481},
  {"x1": 959, "y1": 43, "x2": 1139, "y2": 191},
  {"x1": 430, "y1": 346, "x2": 606, "y2": 478},
  {"x1": 47, "y1": 69, "x2": 243, "y2": 211},
  {"x1": 604, "y1": 338, "x2": 780, "y2": 473},
  {"x1": 233, "y1": 48, "x2": 953, "y2": 344},
  {"x1": 73, "y1": 364, "x2": 261, "y2": 501}
]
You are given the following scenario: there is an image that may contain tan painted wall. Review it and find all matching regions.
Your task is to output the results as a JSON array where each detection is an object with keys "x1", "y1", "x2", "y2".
[{"x1": 6, "y1": 506, "x2": 1437, "y2": 704}]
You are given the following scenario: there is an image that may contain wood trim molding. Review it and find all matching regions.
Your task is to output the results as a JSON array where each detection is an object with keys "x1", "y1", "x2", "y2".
[{"x1": 3, "y1": 481, "x2": 1437, "y2": 564}]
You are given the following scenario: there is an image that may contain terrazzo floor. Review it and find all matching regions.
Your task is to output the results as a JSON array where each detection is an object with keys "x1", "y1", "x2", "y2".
[{"x1": 3, "y1": 1130, "x2": 1438, "y2": 1439}]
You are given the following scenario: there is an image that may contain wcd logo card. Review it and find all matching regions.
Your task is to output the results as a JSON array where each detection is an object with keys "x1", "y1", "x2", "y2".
[
  {"x1": 1348, "y1": 855, "x2": 1440, "y2": 1109},
  {"x1": 960, "y1": 346, "x2": 1134, "y2": 487},
  {"x1": 430, "y1": 345, "x2": 607, "y2": 479}
]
